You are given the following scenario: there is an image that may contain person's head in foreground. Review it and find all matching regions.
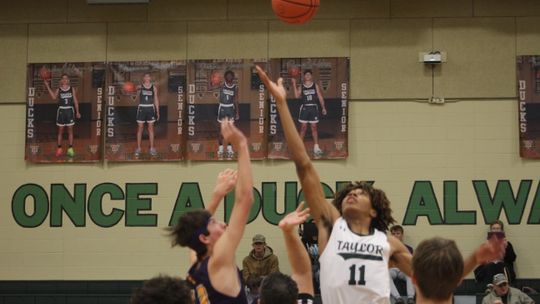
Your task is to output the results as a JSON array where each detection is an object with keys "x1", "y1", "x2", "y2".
[
  {"x1": 130, "y1": 275, "x2": 193, "y2": 304},
  {"x1": 259, "y1": 272, "x2": 298, "y2": 304},
  {"x1": 412, "y1": 237, "x2": 464, "y2": 303},
  {"x1": 332, "y1": 181, "x2": 395, "y2": 232}
]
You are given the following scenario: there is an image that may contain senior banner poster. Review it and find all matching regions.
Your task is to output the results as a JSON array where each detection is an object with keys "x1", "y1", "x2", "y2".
[
  {"x1": 517, "y1": 55, "x2": 540, "y2": 159},
  {"x1": 186, "y1": 59, "x2": 267, "y2": 160},
  {"x1": 105, "y1": 61, "x2": 186, "y2": 161},
  {"x1": 25, "y1": 62, "x2": 105, "y2": 163},
  {"x1": 267, "y1": 57, "x2": 349, "y2": 160}
]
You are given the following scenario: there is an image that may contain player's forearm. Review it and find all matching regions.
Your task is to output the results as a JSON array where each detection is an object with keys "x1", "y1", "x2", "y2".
[
  {"x1": 463, "y1": 252, "x2": 478, "y2": 278},
  {"x1": 74, "y1": 100, "x2": 80, "y2": 114},
  {"x1": 235, "y1": 140, "x2": 253, "y2": 207},
  {"x1": 206, "y1": 189, "x2": 225, "y2": 215},
  {"x1": 283, "y1": 228, "x2": 314, "y2": 295},
  {"x1": 283, "y1": 229, "x2": 311, "y2": 276},
  {"x1": 293, "y1": 87, "x2": 301, "y2": 99},
  {"x1": 46, "y1": 87, "x2": 56, "y2": 100}
]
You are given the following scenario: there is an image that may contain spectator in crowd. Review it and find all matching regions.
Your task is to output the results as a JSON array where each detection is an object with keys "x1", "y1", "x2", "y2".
[
  {"x1": 482, "y1": 274, "x2": 534, "y2": 304},
  {"x1": 475, "y1": 220, "x2": 517, "y2": 290},
  {"x1": 242, "y1": 234, "x2": 280, "y2": 282},
  {"x1": 389, "y1": 225, "x2": 415, "y2": 304}
]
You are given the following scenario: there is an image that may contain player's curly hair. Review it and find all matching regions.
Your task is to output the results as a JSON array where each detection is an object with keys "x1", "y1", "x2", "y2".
[
  {"x1": 332, "y1": 181, "x2": 395, "y2": 232},
  {"x1": 130, "y1": 275, "x2": 192, "y2": 304},
  {"x1": 168, "y1": 210, "x2": 211, "y2": 260}
]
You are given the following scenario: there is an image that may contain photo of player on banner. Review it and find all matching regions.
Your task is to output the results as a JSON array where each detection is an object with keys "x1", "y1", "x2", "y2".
[
  {"x1": 186, "y1": 59, "x2": 267, "y2": 160},
  {"x1": 517, "y1": 55, "x2": 540, "y2": 159},
  {"x1": 105, "y1": 61, "x2": 186, "y2": 162},
  {"x1": 25, "y1": 62, "x2": 105, "y2": 163},
  {"x1": 267, "y1": 57, "x2": 349, "y2": 159}
]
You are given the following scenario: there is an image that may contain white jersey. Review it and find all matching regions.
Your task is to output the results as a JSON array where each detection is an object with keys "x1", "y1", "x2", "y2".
[{"x1": 319, "y1": 217, "x2": 391, "y2": 304}]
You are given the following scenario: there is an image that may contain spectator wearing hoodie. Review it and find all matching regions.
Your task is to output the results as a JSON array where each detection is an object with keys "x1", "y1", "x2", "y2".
[{"x1": 242, "y1": 234, "x2": 280, "y2": 282}]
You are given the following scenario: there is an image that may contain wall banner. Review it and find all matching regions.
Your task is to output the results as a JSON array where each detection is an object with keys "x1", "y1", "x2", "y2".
[
  {"x1": 25, "y1": 62, "x2": 105, "y2": 163},
  {"x1": 517, "y1": 55, "x2": 540, "y2": 158}
]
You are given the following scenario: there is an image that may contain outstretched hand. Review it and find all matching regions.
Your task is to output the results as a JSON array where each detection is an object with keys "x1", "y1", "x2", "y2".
[
  {"x1": 213, "y1": 168, "x2": 238, "y2": 197},
  {"x1": 279, "y1": 202, "x2": 311, "y2": 232},
  {"x1": 475, "y1": 236, "x2": 506, "y2": 264},
  {"x1": 220, "y1": 118, "x2": 246, "y2": 146},
  {"x1": 255, "y1": 65, "x2": 287, "y2": 103}
]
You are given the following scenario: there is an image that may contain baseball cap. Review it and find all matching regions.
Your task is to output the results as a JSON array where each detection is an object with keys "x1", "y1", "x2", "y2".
[
  {"x1": 252, "y1": 234, "x2": 266, "y2": 244},
  {"x1": 493, "y1": 273, "x2": 508, "y2": 286}
]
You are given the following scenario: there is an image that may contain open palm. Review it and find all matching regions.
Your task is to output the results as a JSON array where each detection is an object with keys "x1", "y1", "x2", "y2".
[
  {"x1": 279, "y1": 202, "x2": 310, "y2": 231},
  {"x1": 255, "y1": 65, "x2": 287, "y2": 102}
]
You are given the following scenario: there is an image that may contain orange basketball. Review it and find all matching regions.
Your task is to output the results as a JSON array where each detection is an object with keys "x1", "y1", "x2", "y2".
[
  {"x1": 123, "y1": 81, "x2": 136, "y2": 93},
  {"x1": 39, "y1": 66, "x2": 51, "y2": 81},
  {"x1": 288, "y1": 66, "x2": 300, "y2": 77},
  {"x1": 272, "y1": 0, "x2": 319, "y2": 24}
]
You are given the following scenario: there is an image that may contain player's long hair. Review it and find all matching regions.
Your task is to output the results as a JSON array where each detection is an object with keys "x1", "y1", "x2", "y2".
[
  {"x1": 332, "y1": 181, "x2": 395, "y2": 232},
  {"x1": 168, "y1": 210, "x2": 211, "y2": 260}
]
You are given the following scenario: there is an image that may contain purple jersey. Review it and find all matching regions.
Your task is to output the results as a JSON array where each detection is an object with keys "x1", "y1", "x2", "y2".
[{"x1": 187, "y1": 257, "x2": 248, "y2": 304}]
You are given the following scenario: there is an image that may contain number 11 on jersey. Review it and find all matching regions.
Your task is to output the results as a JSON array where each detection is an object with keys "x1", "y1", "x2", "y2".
[{"x1": 348, "y1": 264, "x2": 366, "y2": 285}]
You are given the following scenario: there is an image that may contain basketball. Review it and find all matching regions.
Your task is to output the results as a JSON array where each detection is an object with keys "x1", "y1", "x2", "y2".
[
  {"x1": 271, "y1": 0, "x2": 319, "y2": 24},
  {"x1": 210, "y1": 71, "x2": 221, "y2": 86},
  {"x1": 123, "y1": 81, "x2": 136, "y2": 93},
  {"x1": 288, "y1": 66, "x2": 300, "y2": 77},
  {"x1": 39, "y1": 66, "x2": 51, "y2": 81}
]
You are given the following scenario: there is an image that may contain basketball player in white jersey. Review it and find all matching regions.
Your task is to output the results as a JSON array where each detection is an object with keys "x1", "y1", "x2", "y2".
[
  {"x1": 44, "y1": 73, "x2": 81, "y2": 158},
  {"x1": 291, "y1": 70, "x2": 327, "y2": 157},
  {"x1": 255, "y1": 65, "x2": 505, "y2": 304}
]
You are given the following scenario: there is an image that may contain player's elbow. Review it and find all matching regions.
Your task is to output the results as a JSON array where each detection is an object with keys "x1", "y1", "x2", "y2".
[
  {"x1": 237, "y1": 188, "x2": 254, "y2": 206},
  {"x1": 294, "y1": 158, "x2": 313, "y2": 176}
]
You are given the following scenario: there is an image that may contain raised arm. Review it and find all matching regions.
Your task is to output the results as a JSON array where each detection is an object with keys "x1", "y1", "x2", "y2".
[
  {"x1": 43, "y1": 80, "x2": 58, "y2": 100},
  {"x1": 209, "y1": 119, "x2": 253, "y2": 272},
  {"x1": 206, "y1": 168, "x2": 237, "y2": 215},
  {"x1": 256, "y1": 66, "x2": 339, "y2": 251},
  {"x1": 278, "y1": 202, "x2": 314, "y2": 296},
  {"x1": 188, "y1": 168, "x2": 238, "y2": 265},
  {"x1": 388, "y1": 235, "x2": 413, "y2": 277},
  {"x1": 463, "y1": 237, "x2": 506, "y2": 279},
  {"x1": 291, "y1": 78, "x2": 301, "y2": 98}
]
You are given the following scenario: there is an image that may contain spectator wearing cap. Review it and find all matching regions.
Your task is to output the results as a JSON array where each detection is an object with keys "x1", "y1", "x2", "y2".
[
  {"x1": 242, "y1": 234, "x2": 280, "y2": 282},
  {"x1": 482, "y1": 274, "x2": 534, "y2": 304}
]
